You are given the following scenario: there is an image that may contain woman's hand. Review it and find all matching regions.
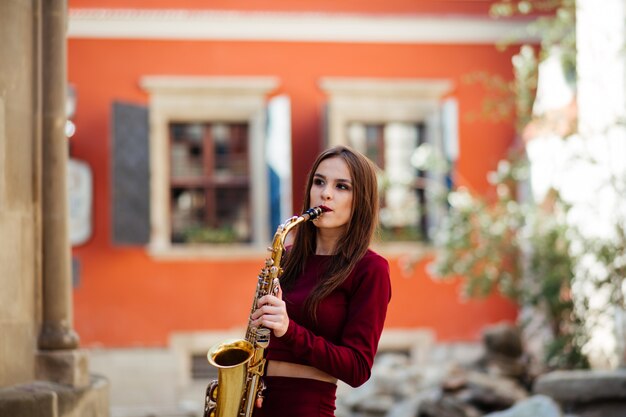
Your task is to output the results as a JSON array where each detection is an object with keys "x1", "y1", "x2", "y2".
[{"x1": 250, "y1": 286, "x2": 289, "y2": 337}]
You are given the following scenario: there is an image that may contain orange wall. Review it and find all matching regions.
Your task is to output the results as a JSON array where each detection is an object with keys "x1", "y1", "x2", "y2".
[{"x1": 69, "y1": 39, "x2": 518, "y2": 347}]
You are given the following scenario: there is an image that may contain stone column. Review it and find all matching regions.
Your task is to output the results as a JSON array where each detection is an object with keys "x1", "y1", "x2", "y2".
[{"x1": 36, "y1": 0, "x2": 88, "y2": 387}]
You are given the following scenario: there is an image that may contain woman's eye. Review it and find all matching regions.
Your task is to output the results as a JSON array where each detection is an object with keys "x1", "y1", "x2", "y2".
[
  {"x1": 337, "y1": 183, "x2": 350, "y2": 191},
  {"x1": 313, "y1": 178, "x2": 324, "y2": 186}
]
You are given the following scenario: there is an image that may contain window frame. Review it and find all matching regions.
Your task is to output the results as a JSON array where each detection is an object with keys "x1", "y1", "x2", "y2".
[
  {"x1": 141, "y1": 76, "x2": 278, "y2": 258},
  {"x1": 320, "y1": 77, "x2": 454, "y2": 252}
]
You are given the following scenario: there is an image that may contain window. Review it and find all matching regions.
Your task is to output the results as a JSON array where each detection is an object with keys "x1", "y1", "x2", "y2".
[
  {"x1": 321, "y1": 78, "x2": 457, "y2": 244},
  {"x1": 141, "y1": 76, "x2": 279, "y2": 256},
  {"x1": 347, "y1": 122, "x2": 429, "y2": 241},
  {"x1": 170, "y1": 122, "x2": 251, "y2": 244}
]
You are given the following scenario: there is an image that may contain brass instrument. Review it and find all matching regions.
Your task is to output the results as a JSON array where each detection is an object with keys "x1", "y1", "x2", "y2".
[{"x1": 204, "y1": 206, "x2": 325, "y2": 417}]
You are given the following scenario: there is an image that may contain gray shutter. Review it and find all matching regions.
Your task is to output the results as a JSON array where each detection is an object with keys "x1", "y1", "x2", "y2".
[{"x1": 111, "y1": 102, "x2": 150, "y2": 245}]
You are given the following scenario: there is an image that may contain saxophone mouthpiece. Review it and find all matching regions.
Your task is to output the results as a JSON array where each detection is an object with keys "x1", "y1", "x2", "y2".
[{"x1": 303, "y1": 206, "x2": 326, "y2": 221}]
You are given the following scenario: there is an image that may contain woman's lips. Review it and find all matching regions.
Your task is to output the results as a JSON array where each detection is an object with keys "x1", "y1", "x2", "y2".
[{"x1": 319, "y1": 205, "x2": 332, "y2": 212}]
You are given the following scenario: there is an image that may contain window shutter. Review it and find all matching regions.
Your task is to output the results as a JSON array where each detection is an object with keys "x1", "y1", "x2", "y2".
[
  {"x1": 422, "y1": 98, "x2": 459, "y2": 240},
  {"x1": 320, "y1": 103, "x2": 329, "y2": 148},
  {"x1": 111, "y1": 101, "x2": 150, "y2": 245},
  {"x1": 265, "y1": 95, "x2": 292, "y2": 235},
  {"x1": 423, "y1": 108, "x2": 447, "y2": 240},
  {"x1": 441, "y1": 98, "x2": 459, "y2": 190}
]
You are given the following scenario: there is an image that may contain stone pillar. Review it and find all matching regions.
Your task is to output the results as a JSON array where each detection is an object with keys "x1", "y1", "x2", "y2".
[{"x1": 36, "y1": 0, "x2": 88, "y2": 388}]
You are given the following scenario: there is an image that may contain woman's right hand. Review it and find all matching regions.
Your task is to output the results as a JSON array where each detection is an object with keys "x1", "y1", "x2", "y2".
[{"x1": 250, "y1": 286, "x2": 289, "y2": 337}]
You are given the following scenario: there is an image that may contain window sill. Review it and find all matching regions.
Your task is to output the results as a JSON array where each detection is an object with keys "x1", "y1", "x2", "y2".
[{"x1": 147, "y1": 242, "x2": 270, "y2": 261}]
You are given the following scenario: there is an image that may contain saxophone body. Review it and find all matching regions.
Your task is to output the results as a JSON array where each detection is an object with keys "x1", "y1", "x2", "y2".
[{"x1": 204, "y1": 206, "x2": 325, "y2": 417}]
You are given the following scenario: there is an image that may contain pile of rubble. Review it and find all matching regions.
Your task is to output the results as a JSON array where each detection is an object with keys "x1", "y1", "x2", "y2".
[{"x1": 336, "y1": 323, "x2": 563, "y2": 417}]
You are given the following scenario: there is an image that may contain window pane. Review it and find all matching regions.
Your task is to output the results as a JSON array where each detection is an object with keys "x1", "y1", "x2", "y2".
[
  {"x1": 365, "y1": 125, "x2": 385, "y2": 168},
  {"x1": 170, "y1": 187, "x2": 206, "y2": 243},
  {"x1": 347, "y1": 123, "x2": 384, "y2": 167},
  {"x1": 213, "y1": 123, "x2": 249, "y2": 177},
  {"x1": 348, "y1": 122, "x2": 427, "y2": 242},
  {"x1": 169, "y1": 122, "x2": 250, "y2": 244},
  {"x1": 170, "y1": 123, "x2": 205, "y2": 178}
]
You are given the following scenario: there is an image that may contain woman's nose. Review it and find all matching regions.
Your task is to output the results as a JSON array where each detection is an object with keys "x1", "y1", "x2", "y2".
[{"x1": 321, "y1": 186, "x2": 332, "y2": 200}]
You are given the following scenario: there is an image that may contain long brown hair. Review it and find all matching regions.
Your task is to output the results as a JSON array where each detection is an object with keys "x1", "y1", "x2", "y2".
[{"x1": 280, "y1": 145, "x2": 379, "y2": 321}]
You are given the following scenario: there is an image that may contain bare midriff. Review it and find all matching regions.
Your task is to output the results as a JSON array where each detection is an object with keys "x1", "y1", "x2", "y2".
[{"x1": 266, "y1": 360, "x2": 338, "y2": 384}]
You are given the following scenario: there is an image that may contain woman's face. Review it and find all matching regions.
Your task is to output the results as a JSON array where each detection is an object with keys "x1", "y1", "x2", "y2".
[{"x1": 309, "y1": 156, "x2": 353, "y2": 233}]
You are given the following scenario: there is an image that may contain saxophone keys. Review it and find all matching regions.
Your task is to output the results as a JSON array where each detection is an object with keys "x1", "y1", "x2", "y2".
[
  {"x1": 207, "y1": 380, "x2": 218, "y2": 401},
  {"x1": 255, "y1": 327, "x2": 270, "y2": 348},
  {"x1": 203, "y1": 381, "x2": 218, "y2": 417},
  {"x1": 256, "y1": 378, "x2": 267, "y2": 406}
]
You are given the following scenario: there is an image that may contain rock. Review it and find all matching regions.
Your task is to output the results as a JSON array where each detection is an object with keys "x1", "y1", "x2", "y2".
[
  {"x1": 339, "y1": 378, "x2": 377, "y2": 409},
  {"x1": 353, "y1": 393, "x2": 395, "y2": 416},
  {"x1": 386, "y1": 396, "x2": 423, "y2": 417},
  {"x1": 419, "y1": 393, "x2": 483, "y2": 417},
  {"x1": 373, "y1": 353, "x2": 421, "y2": 397},
  {"x1": 475, "y1": 323, "x2": 529, "y2": 381},
  {"x1": 483, "y1": 395, "x2": 562, "y2": 417},
  {"x1": 462, "y1": 371, "x2": 528, "y2": 410},
  {"x1": 533, "y1": 369, "x2": 626, "y2": 403},
  {"x1": 571, "y1": 401, "x2": 626, "y2": 417},
  {"x1": 387, "y1": 389, "x2": 438, "y2": 417},
  {"x1": 483, "y1": 323, "x2": 523, "y2": 359}
]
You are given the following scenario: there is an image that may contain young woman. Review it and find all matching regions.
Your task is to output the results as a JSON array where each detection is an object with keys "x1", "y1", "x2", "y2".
[{"x1": 251, "y1": 145, "x2": 392, "y2": 417}]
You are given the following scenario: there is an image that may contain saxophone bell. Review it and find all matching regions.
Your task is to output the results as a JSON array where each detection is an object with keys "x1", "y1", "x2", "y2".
[{"x1": 204, "y1": 339, "x2": 255, "y2": 417}]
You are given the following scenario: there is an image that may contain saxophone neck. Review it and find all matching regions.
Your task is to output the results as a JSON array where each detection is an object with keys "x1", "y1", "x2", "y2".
[
  {"x1": 272, "y1": 206, "x2": 325, "y2": 252},
  {"x1": 268, "y1": 206, "x2": 325, "y2": 263}
]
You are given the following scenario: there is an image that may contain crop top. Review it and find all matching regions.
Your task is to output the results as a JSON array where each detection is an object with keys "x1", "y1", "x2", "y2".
[{"x1": 266, "y1": 249, "x2": 391, "y2": 387}]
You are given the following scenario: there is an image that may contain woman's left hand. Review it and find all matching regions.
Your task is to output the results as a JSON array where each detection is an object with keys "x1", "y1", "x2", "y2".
[{"x1": 250, "y1": 286, "x2": 289, "y2": 337}]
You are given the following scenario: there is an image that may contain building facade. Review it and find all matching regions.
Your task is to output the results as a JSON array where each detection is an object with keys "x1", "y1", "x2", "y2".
[{"x1": 65, "y1": 0, "x2": 523, "y2": 415}]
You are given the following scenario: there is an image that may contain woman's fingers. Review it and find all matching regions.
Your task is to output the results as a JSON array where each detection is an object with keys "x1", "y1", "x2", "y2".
[
  {"x1": 249, "y1": 293, "x2": 289, "y2": 337},
  {"x1": 256, "y1": 294, "x2": 283, "y2": 308},
  {"x1": 250, "y1": 304, "x2": 282, "y2": 320}
]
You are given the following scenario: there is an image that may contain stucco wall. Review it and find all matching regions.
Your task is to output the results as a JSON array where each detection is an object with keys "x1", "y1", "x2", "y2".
[{"x1": 68, "y1": 37, "x2": 518, "y2": 347}]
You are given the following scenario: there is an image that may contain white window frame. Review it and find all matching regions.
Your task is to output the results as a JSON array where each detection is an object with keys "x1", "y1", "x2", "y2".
[
  {"x1": 141, "y1": 76, "x2": 279, "y2": 258},
  {"x1": 320, "y1": 77, "x2": 454, "y2": 252}
]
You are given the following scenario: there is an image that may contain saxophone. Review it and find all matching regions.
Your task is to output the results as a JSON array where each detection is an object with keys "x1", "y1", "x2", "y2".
[{"x1": 203, "y1": 206, "x2": 325, "y2": 417}]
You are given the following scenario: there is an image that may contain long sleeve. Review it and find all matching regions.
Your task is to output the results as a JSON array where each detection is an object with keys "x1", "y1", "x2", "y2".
[{"x1": 275, "y1": 252, "x2": 391, "y2": 387}]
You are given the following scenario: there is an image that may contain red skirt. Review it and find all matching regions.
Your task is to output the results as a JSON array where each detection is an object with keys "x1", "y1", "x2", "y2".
[{"x1": 253, "y1": 376, "x2": 337, "y2": 417}]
